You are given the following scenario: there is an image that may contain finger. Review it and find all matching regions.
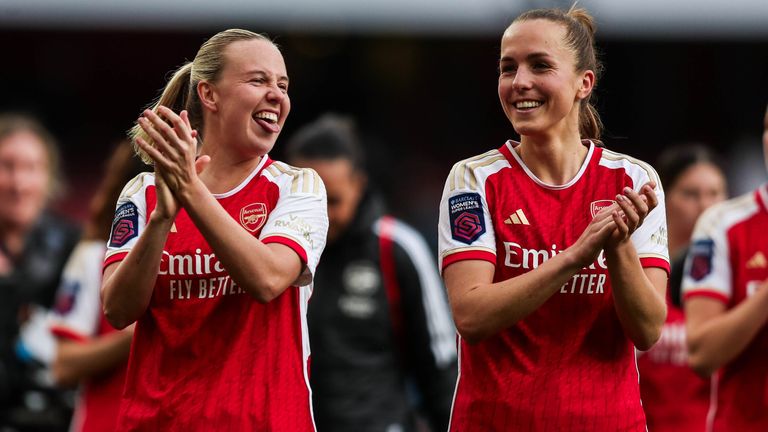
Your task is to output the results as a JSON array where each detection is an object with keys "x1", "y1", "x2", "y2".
[
  {"x1": 136, "y1": 136, "x2": 172, "y2": 169},
  {"x1": 143, "y1": 108, "x2": 186, "y2": 151},
  {"x1": 641, "y1": 183, "x2": 659, "y2": 211},
  {"x1": 612, "y1": 210, "x2": 630, "y2": 238},
  {"x1": 615, "y1": 194, "x2": 640, "y2": 231},
  {"x1": 622, "y1": 187, "x2": 649, "y2": 218},
  {"x1": 158, "y1": 106, "x2": 194, "y2": 144},
  {"x1": 138, "y1": 117, "x2": 179, "y2": 159}
]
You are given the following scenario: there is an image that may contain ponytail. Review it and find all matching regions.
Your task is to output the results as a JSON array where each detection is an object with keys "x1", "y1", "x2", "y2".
[{"x1": 129, "y1": 62, "x2": 194, "y2": 165}]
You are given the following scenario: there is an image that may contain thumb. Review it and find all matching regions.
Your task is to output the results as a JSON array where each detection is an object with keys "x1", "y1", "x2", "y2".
[{"x1": 195, "y1": 155, "x2": 211, "y2": 175}]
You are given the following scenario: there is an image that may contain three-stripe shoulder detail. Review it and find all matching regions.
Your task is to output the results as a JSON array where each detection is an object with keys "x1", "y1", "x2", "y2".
[
  {"x1": 265, "y1": 162, "x2": 323, "y2": 195},
  {"x1": 600, "y1": 148, "x2": 661, "y2": 187},
  {"x1": 448, "y1": 149, "x2": 507, "y2": 191},
  {"x1": 120, "y1": 172, "x2": 154, "y2": 198}
]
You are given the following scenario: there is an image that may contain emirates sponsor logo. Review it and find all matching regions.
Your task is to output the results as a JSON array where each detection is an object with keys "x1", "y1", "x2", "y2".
[
  {"x1": 590, "y1": 199, "x2": 615, "y2": 218},
  {"x1": 240, "y1": 203, "x2": 267, "y2": 233},
  {"x1": 503, "y1": 241, "x2": 607, "y2": 271},
  {"x1": 159, "y1": 249, "x2": 224, "y2": 276}
]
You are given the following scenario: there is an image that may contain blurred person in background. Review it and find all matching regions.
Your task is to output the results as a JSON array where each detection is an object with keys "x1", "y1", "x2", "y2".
[
  {"x1": 101, "y1": 29, "x2": 328, "y2": 431},
  {"x1": 637, "y1": 144, "x2": 727, "y2": 431},
  {"x1": 48, "y1": 141, "x2": 145, "y2": 432},
  {"x1": 0, "y1": 114, "x2": 80, "y2": 431},
  {"x1": 683, "y1": 103, "x2": 768, "y2": 431},
  {"x1": 438, "y1": 6, "x2": 669, "y2": 431},
  {"x1": 285, "y1": 113, "x2": 457, "y2": 432}
]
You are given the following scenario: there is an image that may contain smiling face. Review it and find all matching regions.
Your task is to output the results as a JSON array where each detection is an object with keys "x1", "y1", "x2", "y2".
[
  {"x1": 0, "y1": 131, "x2": 50, "y2": 231},
  {"x1": 498, "y1": 19, "x2": 594, "y2": 140},
  {"x1": 204, "y1": 38, "x2": 290, "y2": 158}
]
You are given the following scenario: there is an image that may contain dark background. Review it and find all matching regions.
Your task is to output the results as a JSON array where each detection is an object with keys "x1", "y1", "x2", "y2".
[{"x1": 2, "y1": 27, "x2": 767, "y2": 239}]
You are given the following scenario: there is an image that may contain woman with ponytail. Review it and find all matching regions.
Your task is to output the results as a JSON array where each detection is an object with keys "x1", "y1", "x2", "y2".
[
  {"x1": 437, "y1": 6, "x2": 669, "y2": 431},
  {"x1": 101, "y1": 29, "x2": 328, "y2": 431}
]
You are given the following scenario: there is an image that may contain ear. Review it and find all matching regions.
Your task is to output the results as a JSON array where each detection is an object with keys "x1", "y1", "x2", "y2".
[
  {"x1": 197, "y1": 81, "x2": 218, "y2": 112},
  {"x1": 576, "y1": 69, "x2": 595, "y2": 100}
]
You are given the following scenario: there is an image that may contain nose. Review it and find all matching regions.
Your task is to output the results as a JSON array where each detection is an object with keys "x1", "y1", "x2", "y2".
[
  {"x1": 265, "y1": 83, "x2": 286, "y2": 104},
  {"x1": 512, "y1": 66, "x2": 533, "y2": 91}
]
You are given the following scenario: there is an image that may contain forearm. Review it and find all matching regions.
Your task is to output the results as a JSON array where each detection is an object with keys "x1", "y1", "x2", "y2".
[
  {"x1": 606, "y1": 242, "x2": 667, "y2": 351},
  {"x1": 687, "y1": 287, "x2": 768, "y2": 375},
  {"x1": 51, "y1": 329, "x2": 134, "y2": 387},
  {"x1": 179, "y1": 181, "x2": 299, "y2": 302},
  {"x1": 449, "y1": 250, "x2": 584, "y2": 343},
  {"x1": 102, "y1": 216, "x2": 172, "y2": 328}
]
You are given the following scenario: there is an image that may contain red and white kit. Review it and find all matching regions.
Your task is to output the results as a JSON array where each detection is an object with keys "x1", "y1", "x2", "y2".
[
  {"x1": 682, "y1": 184, "x2": 768, "y2": 432},
  {"x1": 637, "y1": 296, "x2": 711, "y2": 432},
  {"x1": 105, "y1": 156, "x2": 328, "y2": 431},
  {"x1": 438, "y1": 140, "x2": 669, "y2": 432},
  {"x1": 50, "y1": 240, "x2": 127, "y2": 432}
]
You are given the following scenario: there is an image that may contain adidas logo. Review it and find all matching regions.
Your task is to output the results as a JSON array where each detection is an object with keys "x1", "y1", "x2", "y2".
[
  {"x1": 746, "y1": 251, "x2": 767, "y2": 269},
  {"x1": 504, "y1": 209, "x2": 530, "y2": 225},
  {"x1": 170, "y1": 222, "x2": 177, "y2": 233}
]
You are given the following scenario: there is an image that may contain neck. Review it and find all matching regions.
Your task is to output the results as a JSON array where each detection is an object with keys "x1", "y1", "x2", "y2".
[
  {"x1": 517, "y1": 132, "x2": 588, "y2": 185},
  {"x1": 198, "y1": 142, "x2": 264, "y2": 194}
]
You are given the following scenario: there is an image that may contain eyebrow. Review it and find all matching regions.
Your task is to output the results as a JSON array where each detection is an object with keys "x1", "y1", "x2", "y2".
[
  {"x1": 499, "y1": 52, "x2": 553, "y2": 62},
  {"x1": 244, "y1": 69, "x2": 289, "y2": 83}
]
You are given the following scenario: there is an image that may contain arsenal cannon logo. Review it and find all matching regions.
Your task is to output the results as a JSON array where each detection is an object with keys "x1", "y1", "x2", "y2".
[{"x1": 240, "y1": 203, "x2": 267, "y2": 233}]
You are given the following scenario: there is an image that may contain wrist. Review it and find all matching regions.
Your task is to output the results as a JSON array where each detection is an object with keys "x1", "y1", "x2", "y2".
[
  {"x1": 177, "y1": 177, "x2": 207, "y2": 207},
  {"x1": 148, "y1": 211, "x2": 176, "y2": 228}
]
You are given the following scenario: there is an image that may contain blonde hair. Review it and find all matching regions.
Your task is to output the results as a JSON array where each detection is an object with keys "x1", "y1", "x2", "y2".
[
  {"x1": 0, "y1": 113, "x2": 63, "y2": 200},
  {"x1": 129, "y1": 29, "x2": 273, "y2": 164},
  {"x1": 511, "y1": 6, "x2": 604, "y2": 143}
]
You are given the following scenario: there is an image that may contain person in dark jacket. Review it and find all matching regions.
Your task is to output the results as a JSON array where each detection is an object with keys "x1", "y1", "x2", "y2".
[
  {"x1": 0, "y1": 113, "x2": 80, "y2": 431},
  {"x1": 286, "y1": 114, "x2": 457, "y2": 432}
]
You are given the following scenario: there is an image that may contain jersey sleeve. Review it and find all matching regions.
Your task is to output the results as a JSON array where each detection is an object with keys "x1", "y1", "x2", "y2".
[
  {"x1": 681, "y1": 203, "x2": 732, "y2": 304},
  {"x1": 104, "y1": 173, "x2": 154, "y2": 269},
  {"x1": 438, "y1": 157, "x2": 499, "y2": 272},
  {"x1": 49, "y1": 241, "x2": 107, "y2": 341},
  {"x1": 260, "y1": 167, "x2": 328, "y2": 287},
  {"x1": 629, "y1": 164, "x2": 670, "y2": 273}
]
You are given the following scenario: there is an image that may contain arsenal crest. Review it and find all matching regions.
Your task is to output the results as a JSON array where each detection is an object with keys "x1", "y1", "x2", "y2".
[
  {"x1": 240, "y1": 203, "x2": 267, "y2": 233},
  {"x1": 590, "y1": 200, "x2": 615, "y2": 218}
]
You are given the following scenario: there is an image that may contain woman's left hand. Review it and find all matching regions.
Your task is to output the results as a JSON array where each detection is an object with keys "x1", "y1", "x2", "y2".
[
  {"x1": 607, "y1": 181, "x2": 658, "y2": 247},
  {"x1": 136, "y1": 106, "x2": 209, "y2": 199}
]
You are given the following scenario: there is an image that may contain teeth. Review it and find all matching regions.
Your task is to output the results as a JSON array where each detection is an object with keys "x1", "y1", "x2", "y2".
[
  {"x1": 254, "y1": 112, "x2": 278, "y2": 123},
  {"x1": 515, "y1": 101, "x2": 542, "y2": 109}
]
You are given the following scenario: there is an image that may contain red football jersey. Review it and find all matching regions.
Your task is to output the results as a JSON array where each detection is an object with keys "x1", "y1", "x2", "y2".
[
  {"x1": 104, "y1": 156, "x2": 328, "y2": 431},
  {"x1": 637, "y1": 295, "x2": 712, "y2": 432},
  {"x1": 682, "y1": 184, "x2": 768, "y2": 432},
  {"x1": 438, "y1": 141, "x2": 670, "y2": 432}
]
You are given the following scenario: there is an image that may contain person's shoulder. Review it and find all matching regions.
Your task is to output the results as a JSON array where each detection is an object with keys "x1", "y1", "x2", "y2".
[
  {"x1": 261, "y1": 160, "x2": 324, "y2": 196},
  {"x1": 697, "y1": 190, "x2": 758, "y2": 235},
  {"x1": 445, "y1": 147, "x2": 509, "y2": 192},
  {"x1": 597, "y1": 146, "x2": 661, "y2": 184},
  {"x1": 119, "y1": 172, "x2": 156, "y2": 198}
]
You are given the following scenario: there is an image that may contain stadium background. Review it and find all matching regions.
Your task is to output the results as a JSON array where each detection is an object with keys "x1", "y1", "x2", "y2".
[{"x1": 2, "y1": 0, "x2": 767, "y2": 242}]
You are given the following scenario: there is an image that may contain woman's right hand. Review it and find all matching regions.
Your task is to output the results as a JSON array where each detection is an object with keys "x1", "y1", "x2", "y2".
[{"x1": 569, "y1": 204, "x2": 619, "y2": 268}]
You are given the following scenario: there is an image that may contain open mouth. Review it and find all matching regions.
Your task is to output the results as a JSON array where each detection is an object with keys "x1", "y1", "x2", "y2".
[
  {"x1": 253, "y1": 111, "x2": 278, "y2": 124},
  {"x1": 514, "y1": 100, "x2": 543, "y2": 110}
]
